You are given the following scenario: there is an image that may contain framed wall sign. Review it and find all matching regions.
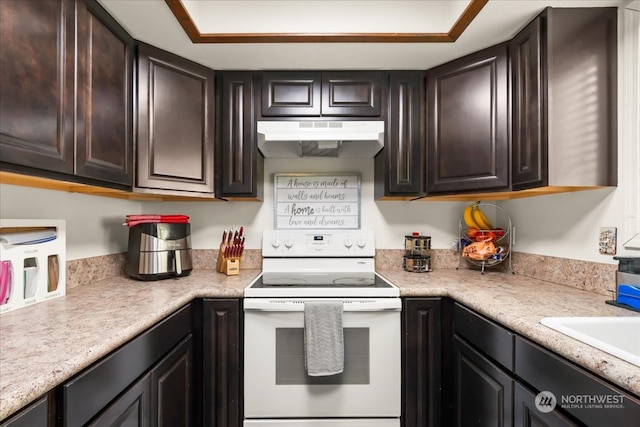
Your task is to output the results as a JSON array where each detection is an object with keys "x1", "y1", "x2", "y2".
[{"x1": 274, "y1": 173, "x2": 361, "y2": 229}]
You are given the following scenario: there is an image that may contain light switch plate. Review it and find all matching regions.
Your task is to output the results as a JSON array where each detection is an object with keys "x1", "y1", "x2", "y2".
[{"x1": 599, "y1": 227, "x2": 617, "y2": 255}]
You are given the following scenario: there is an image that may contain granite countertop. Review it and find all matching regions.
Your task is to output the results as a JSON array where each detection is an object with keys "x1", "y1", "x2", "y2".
[{"x1": 1, "y1": 268, "x2": 639, "y2": 420}]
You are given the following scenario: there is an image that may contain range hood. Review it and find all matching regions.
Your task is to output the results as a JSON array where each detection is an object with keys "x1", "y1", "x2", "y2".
[{"x1": 257, "y1": 121, "x2": 384, "y2": 158}]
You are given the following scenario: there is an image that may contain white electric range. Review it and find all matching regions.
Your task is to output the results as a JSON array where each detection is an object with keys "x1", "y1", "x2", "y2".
[{"x1": 243, "y1": 229, "x2": 401, "y2": 427}]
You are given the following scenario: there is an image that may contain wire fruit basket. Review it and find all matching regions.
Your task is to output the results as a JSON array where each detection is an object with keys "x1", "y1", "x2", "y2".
[{"x1": 456, "y1": 202, "x2": 514, "y2": 274}]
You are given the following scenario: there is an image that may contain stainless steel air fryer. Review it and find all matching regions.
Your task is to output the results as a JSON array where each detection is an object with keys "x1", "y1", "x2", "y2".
[{"x1": 126, "y1": 223, "x2": 193, "y2": 280}]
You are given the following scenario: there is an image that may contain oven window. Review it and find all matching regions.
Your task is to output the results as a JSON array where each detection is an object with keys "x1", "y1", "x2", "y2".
[{"x1": 275, "y1": 328, "x2": 370, "y2": 385}]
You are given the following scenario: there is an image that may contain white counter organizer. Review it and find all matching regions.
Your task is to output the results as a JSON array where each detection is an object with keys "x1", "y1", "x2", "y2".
[{"x1": 0, "y1": 219, "x2": 66, "y2": 314}]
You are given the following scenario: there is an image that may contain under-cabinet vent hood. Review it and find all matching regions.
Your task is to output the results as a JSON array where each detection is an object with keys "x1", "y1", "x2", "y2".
[{"x1": 257, "y1": 121, "x2": 384, "y2": 158}]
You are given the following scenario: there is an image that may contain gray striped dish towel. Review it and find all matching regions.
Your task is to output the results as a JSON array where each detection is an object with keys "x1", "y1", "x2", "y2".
[{"x1": 304, "y1": 301, "x2": 344, "y2": 376}]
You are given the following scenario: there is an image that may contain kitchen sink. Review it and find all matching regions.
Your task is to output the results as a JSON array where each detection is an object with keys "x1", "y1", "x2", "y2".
[{"x1": 540, "y1": 316, "x2": 640, "y2": 367}]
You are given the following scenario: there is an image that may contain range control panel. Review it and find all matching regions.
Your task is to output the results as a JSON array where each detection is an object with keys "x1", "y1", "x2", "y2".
[{"x1": 262, "y1": 229, "x2": 375, "y2": 257}]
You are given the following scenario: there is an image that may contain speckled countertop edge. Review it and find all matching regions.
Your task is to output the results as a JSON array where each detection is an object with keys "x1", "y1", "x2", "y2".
[
  {"x1": 0, "y1": 269, "x2": 257, "y2": 420},
  {"x1": 378, "y1": 269, "x2": 640, "y2": 398},
  {"x1": 1, "y1": 268, "x2": 639, "y2": 420}
]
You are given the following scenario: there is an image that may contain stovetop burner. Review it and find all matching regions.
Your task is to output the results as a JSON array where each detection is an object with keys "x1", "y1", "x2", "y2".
[
  {"x1": 245, "y1": 272, "x2": 399, "y2": 298},
  {"x1": 333, "y1": 277, "x2": 375, "y2": 286},
  {"x1": 257, "y1": 273, "x2": 388, "y2": 288}
]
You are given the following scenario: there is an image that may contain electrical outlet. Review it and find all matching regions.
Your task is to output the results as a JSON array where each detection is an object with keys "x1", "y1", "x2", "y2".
[{"x1": 599, "y1": 227, "x2": 617, "y2": 255}]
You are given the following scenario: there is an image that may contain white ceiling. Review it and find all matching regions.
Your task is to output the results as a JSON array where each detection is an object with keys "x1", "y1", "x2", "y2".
[{"x1": 98, "y1": 0, "x2": 628, "y2": 70}]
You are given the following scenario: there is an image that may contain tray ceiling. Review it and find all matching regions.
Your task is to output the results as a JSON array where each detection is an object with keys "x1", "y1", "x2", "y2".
[{"x1": 98, "y1": 0, "x2": 629, "y2": 70}]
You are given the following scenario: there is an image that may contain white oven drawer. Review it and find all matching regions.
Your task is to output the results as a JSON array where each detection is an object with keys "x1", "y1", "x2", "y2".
[
  {"x1": 243, "y1": 303, "x2": 401, "y2": 419},
  {"x1": 244, "y1": 419, "x2": 400, "y2": 426}
]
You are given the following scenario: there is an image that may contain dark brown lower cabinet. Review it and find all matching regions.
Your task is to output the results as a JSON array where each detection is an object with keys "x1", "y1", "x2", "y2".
[
  {"x1": 59, "y1": 305, "x2": 192, "y2": 426},
  {"x1": 453, "y1": 335, "x2": 514, "y2": 427},
  {"x1": 87, "y1": 373, "x2": 152, "y2": 427},
  {"x1": 84, "y1": 334, "x2": 193, "y2": 427},
  {"x1": 402, "y1": 298, "x2": 442, "y2": 427},
  {"x1": 151, "y1": 336, "x2": 193, "y2": 426},
  {"x1": 515, "y1": 336, "x2": 640, "y2": 427},
  {"x1": 0, "y1": 396, "x2": 50, "y2": 427},
  {"x1": 202, "y1": 299, "x2": 242, "y2": 427},
  {"x1": 513, "y1": 382, "x2": 580, "y2": 427},
  {"x1": 451, "y1": 303, "x2": 640, "y2": 427}
]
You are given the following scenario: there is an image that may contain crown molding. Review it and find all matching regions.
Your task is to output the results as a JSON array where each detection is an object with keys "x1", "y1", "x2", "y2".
[{"x1": 164, "y1": 0, "x2": 488, "y2": 43}]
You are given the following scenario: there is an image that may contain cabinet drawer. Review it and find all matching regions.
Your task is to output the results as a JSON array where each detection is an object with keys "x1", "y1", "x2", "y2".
[
  {"x1": 453, "y1": 303, "x2": 514, "y2": 371},
  {"x1": 515, "y1": 336, "x2": 640, "y2": 427},
  {"x1": 61, "y1": 304, "x2": 192, "y2": 426},
  {"x1": 0, "y1": 396, "x2": 48, "y2": 427}
]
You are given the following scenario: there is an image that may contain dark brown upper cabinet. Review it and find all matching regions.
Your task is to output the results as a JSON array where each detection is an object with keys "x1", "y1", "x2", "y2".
[
  {"x1": 75, "y1": 0, "x2": 134, "y2": 186},
  {"x1": 0, "y1": 0, "x2": 134, "y2": 187},
  {"x1": 260, "y1": 72, "x2": 321, "y2": 116},
  {"x1": 136, "y1": 42, "x2": 215, "y2": 196},
  {"x1": 426, "y1": 43, "x2": 509, "y2": 195},
  {"x1": 375, "y1": 71, "x2": 425, "y2": 199},
  {"x1": 321, "y1": 72, "x2": 384, "y2": 116},
  {"x1": 260, "y1": 71, "x2": 385, "y2": 118},
  {"x1": 510, "y1": 7, "x2": 617, "y2": 191},
  {"x1": 217, "y1": 71, "x2": 263, "y2": 200}
]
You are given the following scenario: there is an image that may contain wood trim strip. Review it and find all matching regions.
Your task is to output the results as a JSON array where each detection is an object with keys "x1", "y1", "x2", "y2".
[
  {"x1": 448, "y1": 0, "x2": 489, "y2": 40},
  {"x1": 165, "y1": 0, "x2": 488, "y2": 43}
]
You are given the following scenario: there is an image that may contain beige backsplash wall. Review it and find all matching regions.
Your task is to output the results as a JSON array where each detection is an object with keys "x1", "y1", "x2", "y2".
[
  {"x1": 67, "y1": 249, "x2": 618, "y2": 297},
  {"x1": 1, "y1": 156, "x2": 634, "y2": 264}
]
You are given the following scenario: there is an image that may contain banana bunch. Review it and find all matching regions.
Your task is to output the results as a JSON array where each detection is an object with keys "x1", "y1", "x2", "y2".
[{"x1": 463, "y1": 202, "x2": 494, "y2": 230}]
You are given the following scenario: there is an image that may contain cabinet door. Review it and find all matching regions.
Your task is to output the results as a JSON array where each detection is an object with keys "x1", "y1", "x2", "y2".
[
  {"x1": 376, "y1": 71, "x2": 424, "y2": 198},
  {"x1": 151, "y1": 335, "x2": 193, "y2": 427},
  {"x1": 87, "y1": 373, "x2": 152, "y2": 427},
  {"x1": 510, "y1": 16, "x2": 545, "y2": 190},
  {"x1": 136, "y1": 42, "x2": 214, "y2": 194},
  {"x1": 426, "y1": 44, "x2": 509, "y2": 194},
  {"x1": 202, "y1": 299, "x2": 241, "y2": 427},
  {"x1": 453, "y1": 336, "x2": 513, "y2": 427},
  {"x1": 513, "y1": 383, "x2": 580, "y2": 427},
  {"x1": 261, "y1": 72, "x2": 321, "y2": 116},
  {"x1": 75, "y1": 0, "x2": 134, "y2": 186},
  {"x1": 403, "y1": 299, "x2": 441, "y2": 427},
  {"x1": 515, "y1": 336, "x2": 640, "y2": 426},
  {"x1": 321, "y1": 72, "x2": 385, "y2": 116},
  {"x1": 0, "y1": 0, "x2": 74, "y2": 174},
  {"x1": 218, "y1": 72, "x2": 262, "y2": 198},
  {"x1": 61, "y1": 305, "x2": 192, "y2": 427},
  {"x1": 0, "y1": 396, "x2": 48, "y2": 427}
]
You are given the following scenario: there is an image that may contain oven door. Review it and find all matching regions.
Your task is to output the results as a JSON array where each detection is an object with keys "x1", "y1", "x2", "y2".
[{"x1": 243, "y1": 298, "x2": 401, "y2": 420}]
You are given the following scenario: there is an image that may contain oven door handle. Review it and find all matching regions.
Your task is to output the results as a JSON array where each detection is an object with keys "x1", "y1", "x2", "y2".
[{"x1": 243, "y1": 298, "x2": 402, "y2": 312}]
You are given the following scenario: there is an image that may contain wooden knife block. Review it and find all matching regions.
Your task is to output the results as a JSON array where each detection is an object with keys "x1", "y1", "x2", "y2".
[{"x1": 216, "y1": 243, "x2": 241, "y2": 275}]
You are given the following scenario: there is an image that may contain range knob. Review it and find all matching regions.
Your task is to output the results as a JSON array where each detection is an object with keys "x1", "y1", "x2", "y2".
[
  {"x1": 357, "y1": 238, "x2": 367, "y2": 249},
  {"x1": 344, "y1": 239, "x2": 353, "y2": 249},
  {"x1": 271, "y1": 239, "x2": 281, "y2": 249},
  {"x1": 284, "y1": 239, "x2": 293, "y2": 249}
]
